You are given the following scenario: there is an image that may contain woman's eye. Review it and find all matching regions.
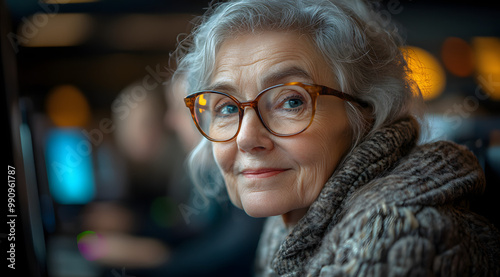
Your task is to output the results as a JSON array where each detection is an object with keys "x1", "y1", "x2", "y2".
[
  {"x1": 283, "y1": 98, "x2": 304, "y2": 109},
  {"x1": 218, "y1": 104, "x2": 238, "y2": 115}
]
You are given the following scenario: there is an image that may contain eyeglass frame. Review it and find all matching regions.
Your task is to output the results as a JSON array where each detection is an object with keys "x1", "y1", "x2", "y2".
[{"x1": 184, "y1": 81, "x2": 368, "y2": 142}]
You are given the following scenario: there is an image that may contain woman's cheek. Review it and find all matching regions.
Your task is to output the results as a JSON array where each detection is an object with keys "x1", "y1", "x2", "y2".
[
  {"x1": 224, "y1": 177, "x2": 243, "y2": 209},
  {"x1": 213, "y1": 143, "x2": 243, "y2": 209},
  {"x1": 213, "y1": 143, "x2": 233, "y2": 179}
]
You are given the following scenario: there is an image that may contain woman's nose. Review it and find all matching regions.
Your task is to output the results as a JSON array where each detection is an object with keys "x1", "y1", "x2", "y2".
[{"x1": 236, "y1": 108, "x2": 274, "y2": 154}]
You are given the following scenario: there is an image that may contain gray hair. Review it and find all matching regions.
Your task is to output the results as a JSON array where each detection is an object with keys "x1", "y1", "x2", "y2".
[{"x1": 171, "y1": 0, "x2": 424, "y2": 191}]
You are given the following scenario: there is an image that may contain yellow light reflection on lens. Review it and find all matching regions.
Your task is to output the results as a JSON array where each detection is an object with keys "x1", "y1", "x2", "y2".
[
  {"x1": 197, "y1": 94, "x2": 207, "y2": 114},
  {"x1": 198, "y1": 94, "x2": 207, "y2": 105},
  {"x1": 473, "y1": 37, "x2": 500, "y2": 100},
  {"x1": 404, "y1": 46, "x2": 446, "y2": 101},
  {"x1": 46, "y1": 85, "x2": 91, "y2": 127}
]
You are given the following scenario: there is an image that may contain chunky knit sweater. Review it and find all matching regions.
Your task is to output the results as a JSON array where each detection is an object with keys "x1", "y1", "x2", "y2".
[{"x1": 255, "y1": 117, "x2": 500, "y2": 276}]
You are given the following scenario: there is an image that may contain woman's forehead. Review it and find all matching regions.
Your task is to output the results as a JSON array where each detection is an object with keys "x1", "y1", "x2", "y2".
[
  {"x1": 214, "y1": 31, "x2": 320, "y2": 69},
  {"x1": 210, "y1": 31, "x2": 327, "y2": 93}
]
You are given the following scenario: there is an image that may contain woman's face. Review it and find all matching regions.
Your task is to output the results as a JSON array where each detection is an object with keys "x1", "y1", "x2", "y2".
[{"x1": 211, "y1": 31, "x2": 352, "y2": 224}]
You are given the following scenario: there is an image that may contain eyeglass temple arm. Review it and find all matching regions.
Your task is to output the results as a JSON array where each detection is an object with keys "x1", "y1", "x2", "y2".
[{"x1": 321, "y1": 87, "x2": 369, "y2": 108}]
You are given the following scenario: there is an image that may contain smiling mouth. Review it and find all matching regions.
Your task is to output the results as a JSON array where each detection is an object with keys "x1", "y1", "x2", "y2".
[{"x1": 241, "y1": 168, "x2": 289, "y2": 178}]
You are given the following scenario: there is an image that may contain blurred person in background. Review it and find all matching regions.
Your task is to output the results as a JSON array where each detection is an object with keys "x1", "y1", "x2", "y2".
[
  {"x1": 84, "y1": 77, "x2": 264, "y2": 277},
  {"x1": 81, "y1": 80, "x2": 178, "y2": 273},
  {"x1": 173, "y1": 0, "x2": 500, "y2": 276}
]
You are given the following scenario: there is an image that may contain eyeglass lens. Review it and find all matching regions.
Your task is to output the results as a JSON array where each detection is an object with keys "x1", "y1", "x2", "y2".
[{"x1": 193, "y1": 84, "x2": 314, "y2": 141}]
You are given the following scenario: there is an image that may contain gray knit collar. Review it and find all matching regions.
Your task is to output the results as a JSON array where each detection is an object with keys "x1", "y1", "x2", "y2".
[{"x1": 272, "y1": 117, "x2": 420, "y2": 274}]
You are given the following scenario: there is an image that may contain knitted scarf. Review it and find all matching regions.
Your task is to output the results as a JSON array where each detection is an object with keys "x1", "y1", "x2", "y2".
[{"x1": 256, "y1": 117, "x2": 500, "y2": 276}]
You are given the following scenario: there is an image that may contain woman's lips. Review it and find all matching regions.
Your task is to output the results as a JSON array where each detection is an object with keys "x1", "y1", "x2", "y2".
[{"x1": 241, "y1": 168, "x2": 289, "y2": 178}]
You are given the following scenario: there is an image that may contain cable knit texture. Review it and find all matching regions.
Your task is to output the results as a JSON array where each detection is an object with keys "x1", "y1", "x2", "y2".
[{"x1": 255, "y1": 117, "x2": 500, "y2": 277}]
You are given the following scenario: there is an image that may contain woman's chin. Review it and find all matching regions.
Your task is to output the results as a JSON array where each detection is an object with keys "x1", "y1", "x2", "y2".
[
  {"x1": 239, "y1": 191, "x2": 290, "y2": 218},
  {"x1": 242, "y1": 206, "x2": 283, "y2": 218}
]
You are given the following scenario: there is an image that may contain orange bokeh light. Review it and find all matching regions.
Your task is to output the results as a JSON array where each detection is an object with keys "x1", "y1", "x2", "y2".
[
  {"x1": 441, "y1": 37, "x2": 475, "y2": 77},
  {"x1": 46, "y1": 84, "x2": 91, "y2": 127},
  {"x1": 404, "y1": 46, "x2": 446, "y2": 101},
  {"x1": 473, "y1": 37, "x2": 500, "y2": 101}
]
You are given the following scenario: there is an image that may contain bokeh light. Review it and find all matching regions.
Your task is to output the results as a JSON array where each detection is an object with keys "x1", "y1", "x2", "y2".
[
  {"x1": 441, "y1": 37, "x2": 475, "y2": 77},
  {"x1": 77, "y1": 231, "x2": 107, "y2": 261},
  {"x1": 473, "y1": 37, "x2": 500, "y2": 100},
  {"x1": 19, "y1": 13, "x2": 94, "y2": 48},
  {"x1": 404, "y1": 46, "x2": 447, "y2": 101},
  {"x1": 44, "y1": 129, "x2": 96, "y2": 204},
  {"x1": 46, "y1": 84, "x2": 91, "y2": 127}
]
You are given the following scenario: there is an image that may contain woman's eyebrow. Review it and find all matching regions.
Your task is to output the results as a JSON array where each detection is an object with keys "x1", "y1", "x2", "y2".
[
  {"x1": 206, "y1": 66, "x2": 312, "y2": 93},
  {"x1": 262, "y1": 66, "x2": 312, "y2": 87},
  {"x1": 206, "y1": 82, "x2": 237, "y2": 93}
]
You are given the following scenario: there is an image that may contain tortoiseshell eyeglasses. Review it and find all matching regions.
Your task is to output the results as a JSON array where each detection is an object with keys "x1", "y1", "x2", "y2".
[{"x1": 184, "y1": 82, "x2": 367, "y2": 142}]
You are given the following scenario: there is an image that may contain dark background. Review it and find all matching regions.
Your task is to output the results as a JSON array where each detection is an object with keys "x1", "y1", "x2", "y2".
[{"x1": 3, "y1": 0, "x2": 500, "y2": 276}]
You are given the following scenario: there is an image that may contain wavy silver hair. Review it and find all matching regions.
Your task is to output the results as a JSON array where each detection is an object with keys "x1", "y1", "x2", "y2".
[{"x1": 171, "y1": 0, "x2": 424, "y2": 191}]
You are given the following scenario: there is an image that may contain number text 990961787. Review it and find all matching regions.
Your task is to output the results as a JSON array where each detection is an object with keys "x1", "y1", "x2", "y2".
[{"x1": 7, "y1": 165, "x2": 17, "y2": 270}]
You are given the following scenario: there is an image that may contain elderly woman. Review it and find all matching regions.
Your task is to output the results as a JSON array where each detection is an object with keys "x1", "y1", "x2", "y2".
[{"x1": 172, "y1": 0, "x2": 500, "y2": 275}]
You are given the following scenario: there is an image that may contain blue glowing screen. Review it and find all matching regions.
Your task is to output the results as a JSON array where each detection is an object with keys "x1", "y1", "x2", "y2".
[{"x1": 45, "y1": 129, "x2": 95, "y2": 204}]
